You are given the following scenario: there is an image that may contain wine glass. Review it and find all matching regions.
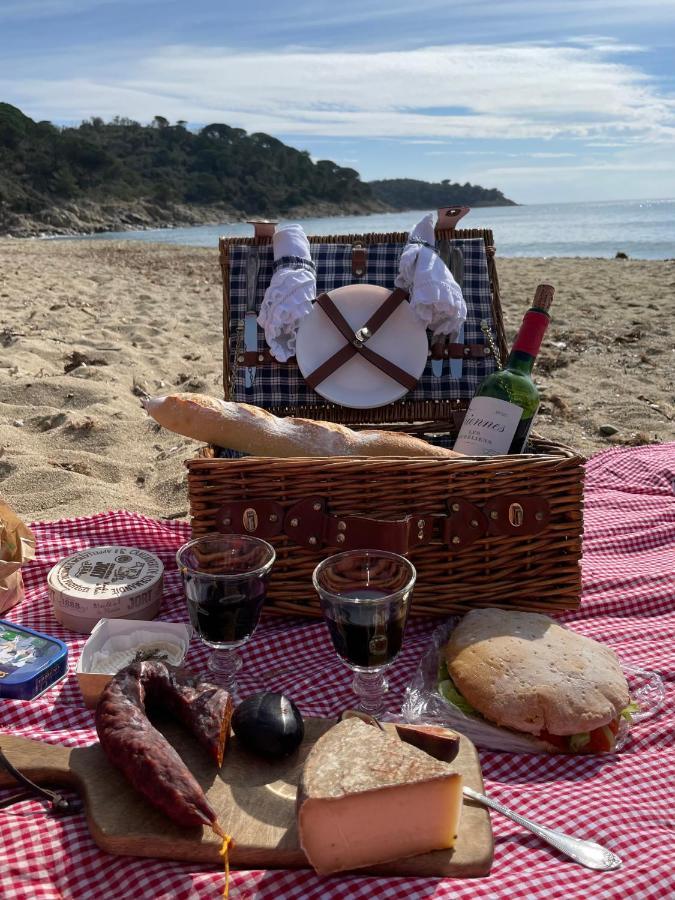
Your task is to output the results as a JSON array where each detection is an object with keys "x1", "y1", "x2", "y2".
[
  {"x1": 312, "y1": 549, "x2": 416, "y2": 717},
  {"x1": 176, "y1": 534, "x2": 275, "y2": 694}
]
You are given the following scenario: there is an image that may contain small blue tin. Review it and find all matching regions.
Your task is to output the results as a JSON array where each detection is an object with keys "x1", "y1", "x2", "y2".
[{"x1": 0, "y1": 620, "x2": 68, "y2": 700}]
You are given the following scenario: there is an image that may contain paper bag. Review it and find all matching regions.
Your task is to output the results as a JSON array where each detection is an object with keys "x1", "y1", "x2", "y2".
[{"x1": 0, "y1": 501, "x2": 36, "y2": 615}]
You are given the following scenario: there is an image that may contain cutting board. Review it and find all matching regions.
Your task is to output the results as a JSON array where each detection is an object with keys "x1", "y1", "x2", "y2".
[{"x1": 0, "y1": 718, "x2": 493, "y2": 878}]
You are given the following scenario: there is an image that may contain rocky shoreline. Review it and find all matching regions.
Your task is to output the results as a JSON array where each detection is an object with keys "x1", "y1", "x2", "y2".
[{"x1": 0, "y1": 197, "x2": 390, "y2": 239}]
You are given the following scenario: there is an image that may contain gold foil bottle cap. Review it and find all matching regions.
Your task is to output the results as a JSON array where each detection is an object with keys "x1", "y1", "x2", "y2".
[{"x1": 532, "y1": 283, "x2": 554, "y2": 312}]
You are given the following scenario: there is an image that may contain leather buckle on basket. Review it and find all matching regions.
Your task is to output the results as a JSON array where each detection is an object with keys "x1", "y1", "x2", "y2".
[
  {"x1": 216, "y1": 501, "x2": 285, "y2": 539},
  {"x1": 444, "y1": 498, "x2": 488, "y2": 550},
  {"x1": 445, "y1": 494, "x2": 550, "y2": 547},
  {"x1": 283, "y1": 498, "x2": 434, "y2": 554}
]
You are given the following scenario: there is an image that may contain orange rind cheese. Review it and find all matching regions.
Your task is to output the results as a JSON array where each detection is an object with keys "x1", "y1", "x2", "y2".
[{"x1": 297, "y1": 718, "x2": 463, "y2": 875}]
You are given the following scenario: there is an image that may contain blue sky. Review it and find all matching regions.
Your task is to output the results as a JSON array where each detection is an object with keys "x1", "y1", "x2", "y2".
[{"x1": 2, "y1": 0, "x2": 675, "y2": 203}]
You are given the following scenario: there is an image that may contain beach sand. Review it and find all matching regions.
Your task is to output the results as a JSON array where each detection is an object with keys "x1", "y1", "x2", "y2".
[{"x1": 0, "y1": 239, "x2": 673, "y2": 522}]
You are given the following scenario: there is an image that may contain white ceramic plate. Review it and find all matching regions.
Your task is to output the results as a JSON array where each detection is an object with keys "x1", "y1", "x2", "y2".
[{"x1": 296, "y1": 284, "x2": 428, "y2": 409}]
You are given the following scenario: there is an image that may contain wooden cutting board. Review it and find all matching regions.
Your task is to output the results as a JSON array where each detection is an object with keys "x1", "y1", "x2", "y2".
[{"x1": 0, "y1": 718, "x2": 493, "y2": 878}]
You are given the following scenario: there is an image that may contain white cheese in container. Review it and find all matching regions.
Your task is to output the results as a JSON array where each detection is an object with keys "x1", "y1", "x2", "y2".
[
  {"x1": 76, "y1": 617, "x2": 192, "y2": 708},
  {"x1": 48, "y1": 546, "x2": 164, "y2": 633}
]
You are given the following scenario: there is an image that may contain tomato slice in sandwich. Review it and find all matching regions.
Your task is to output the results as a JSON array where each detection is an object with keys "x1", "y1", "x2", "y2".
[
  {"x1": 538, "y1": 729, "x2": 569, "y2": 751},
  {"x1": 586, "y1": 722, "x2": 618, "y2": 753},
  {"x1": 540, "y1": 718, "x2": 620, "y2": 753}
]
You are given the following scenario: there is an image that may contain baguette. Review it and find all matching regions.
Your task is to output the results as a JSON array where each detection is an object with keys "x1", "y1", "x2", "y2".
[{"x1": 143, "y1": 393, "x2": 463, "y2": 459}]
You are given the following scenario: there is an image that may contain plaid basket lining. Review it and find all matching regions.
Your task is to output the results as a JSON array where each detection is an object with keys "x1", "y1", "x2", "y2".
[{"x1": 229, "y1": 238, "x2": 496, "y2": 408}]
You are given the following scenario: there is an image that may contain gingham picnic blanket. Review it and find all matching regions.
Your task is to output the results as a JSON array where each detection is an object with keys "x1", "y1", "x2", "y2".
[{"x1": 1, "y1": 441, "x2": 674, "y2": 900}]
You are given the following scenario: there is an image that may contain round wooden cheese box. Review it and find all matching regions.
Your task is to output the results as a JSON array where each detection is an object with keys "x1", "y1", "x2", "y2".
[{"x1": 47, "y1": 546, "x2": 164, "y2": 634}]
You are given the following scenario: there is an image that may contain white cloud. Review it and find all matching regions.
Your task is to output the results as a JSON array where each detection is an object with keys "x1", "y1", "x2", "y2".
[{"x1": 4, "y1": 39, "x2": 675, "y2": 146}]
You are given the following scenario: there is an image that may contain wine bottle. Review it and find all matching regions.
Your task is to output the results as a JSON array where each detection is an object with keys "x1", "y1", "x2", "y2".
[{"x1": 453, "y1": 283, "x2": 554, "y2": 456}]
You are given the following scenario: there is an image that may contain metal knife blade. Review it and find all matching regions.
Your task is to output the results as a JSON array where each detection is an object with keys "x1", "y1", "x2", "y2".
[
  {"x1": 244, "y1": 246, "x2": 260, "y2": 389},
  {"x1": 433, "y1": 238, "x2": 452, "y2": 378},
  {"x1": 449, "y1": 246, "x2": 465, "y2": 380}
]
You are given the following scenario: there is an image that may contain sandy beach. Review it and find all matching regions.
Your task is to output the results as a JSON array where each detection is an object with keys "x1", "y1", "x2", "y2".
[{"x1": 0, "y1": 238, "x2": 673, "y2": 522}]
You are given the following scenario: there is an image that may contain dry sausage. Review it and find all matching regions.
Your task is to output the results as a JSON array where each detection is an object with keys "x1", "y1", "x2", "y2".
[{"x1": 95, "y1": 660, "x2": 233, "y2": 829}]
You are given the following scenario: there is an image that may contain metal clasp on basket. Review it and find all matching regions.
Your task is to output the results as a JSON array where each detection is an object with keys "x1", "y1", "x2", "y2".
[{"x1": 508, "y1": 502, "x2": 524, "y2": 527}]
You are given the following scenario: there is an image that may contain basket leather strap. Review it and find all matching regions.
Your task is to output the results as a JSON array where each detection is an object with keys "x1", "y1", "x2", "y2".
[
  {"x1": 214, "y1": 494, "x2": 550, "y2": 554},
  {"x1": 304, "y1": 289, "x2": 417, "y2": 392},
  {"x1": 236, "y1": 342, "x2": 491, "y2": 366}
]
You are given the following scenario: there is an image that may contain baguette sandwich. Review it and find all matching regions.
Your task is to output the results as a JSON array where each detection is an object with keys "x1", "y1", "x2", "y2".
[{"x1": 439, "y1": 608, "x2": 637, "y2": 753}]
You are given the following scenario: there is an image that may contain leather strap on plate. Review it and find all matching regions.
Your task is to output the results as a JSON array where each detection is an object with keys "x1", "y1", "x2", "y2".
[
  {"x1": 314, "y1": 292, "x2": 358, "y2": 345},
  {"x1": 362, "y1": 287, "x2": 409, "y2": 334},
  {"x1": 305, "y1": 289, "x2": 417, "y2": 391}
]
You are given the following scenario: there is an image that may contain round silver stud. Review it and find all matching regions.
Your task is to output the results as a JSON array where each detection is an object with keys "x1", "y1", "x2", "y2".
[
  {"x1": 417, "y1": 519, "x2": 425, "y2": 529},
  {"x1": 336, "y1": 533, "x2": 345, "y2": 543},
  {"x1": 452, "y1": 502, "x2": 460, "y2": 512},
  {"x1": 337, "y1": 521, "x2": 347, "y2": 532},
  {"x1": 258, "y1": 354, "x2": 264, "y2": 362},
  {"x1": 290, "y1": 517, "x2": 299, "y2": 528},
  {"x1": 313, "y1": 502, "x2": 322, "y2": 511},
  {"x1": 223, "y1": 517, "x2": 231, "y2": 526},
  {"x1": 490, "y1": 510, "x2": 499, "y2": 520},
  {"x1": 269, "y1": 513, "x2": 278, "y2": 523},
  {"x1": 452, "y1": 535, "x2": 461, "y2": 544},
  {"x1": 535, "y1": 511, "x2": 544, "y2": 521},
  {"x1": 470, "y1": 519, "x2": 478, "y2": 528},
  {"x1": 237, "y1": 355, "x2": 245, "y2": 363},
  {"x1": 308, "y1": 536, "x2": 317, "y2": 546}
]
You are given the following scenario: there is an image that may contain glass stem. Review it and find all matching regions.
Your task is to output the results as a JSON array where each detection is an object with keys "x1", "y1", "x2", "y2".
[
  {"x1": 352, "y1": 669, "x2": 388, "y2": 717},
  {"x1": 208, "y1": 648, "x2": 242, "y2": 693}
]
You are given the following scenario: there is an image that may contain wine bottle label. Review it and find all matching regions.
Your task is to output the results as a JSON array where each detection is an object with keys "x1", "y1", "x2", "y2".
[{"x1": 453, "y1": 397, "x2": 524, "y2": 456}]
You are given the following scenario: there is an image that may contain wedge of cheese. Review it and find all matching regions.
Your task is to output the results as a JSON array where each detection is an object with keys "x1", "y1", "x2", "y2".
[{"x1": 297, "y1": 718, "x2": 463, "y2": 875}]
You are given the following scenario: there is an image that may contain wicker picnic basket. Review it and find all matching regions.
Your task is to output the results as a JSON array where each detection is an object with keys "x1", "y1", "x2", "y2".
[{"x1": 186, "y1": 214, "x2": 584, "y2": 618}]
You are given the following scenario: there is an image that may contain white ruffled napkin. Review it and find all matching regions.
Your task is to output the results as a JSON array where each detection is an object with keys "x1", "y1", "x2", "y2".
[
  {"x1": 257, "y1": 224, "x2": 316, "y2": 362},
  {"x1": 395, "y1": 213, "x2": 467, "y2": 337}
]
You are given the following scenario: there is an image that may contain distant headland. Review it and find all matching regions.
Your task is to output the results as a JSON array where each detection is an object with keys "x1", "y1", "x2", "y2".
[{"x1": 0, "y1": 104, "x2": 516, "y2": 237}]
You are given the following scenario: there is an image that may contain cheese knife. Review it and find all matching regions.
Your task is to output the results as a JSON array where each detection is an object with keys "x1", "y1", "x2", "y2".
[
  {"x1": 244, "y1": 246, "x2": 260, "y2": 389},
  {"x1": 448, "y1": 246, "x2": 465, "y2": 380}
]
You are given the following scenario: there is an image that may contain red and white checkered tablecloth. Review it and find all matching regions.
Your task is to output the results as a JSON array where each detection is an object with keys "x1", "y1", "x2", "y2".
[{"x1": 1, "y1": 442, "x2": 674, "y2": 900}]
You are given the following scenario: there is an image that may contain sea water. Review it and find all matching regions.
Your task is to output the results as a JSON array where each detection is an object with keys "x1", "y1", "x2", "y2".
[{"x1": 69, "y1": 198, "x2": 675, "y2": 259}]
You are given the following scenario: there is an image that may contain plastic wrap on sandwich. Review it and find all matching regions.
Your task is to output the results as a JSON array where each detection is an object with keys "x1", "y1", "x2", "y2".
[{"x1": 402, "y1": 616, "x2": 665, "y2": 754}]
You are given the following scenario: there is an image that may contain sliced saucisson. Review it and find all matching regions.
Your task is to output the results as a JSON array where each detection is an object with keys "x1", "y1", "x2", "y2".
[{"x1": 95, "y1": 661, "x2": 232, "y2": 829}]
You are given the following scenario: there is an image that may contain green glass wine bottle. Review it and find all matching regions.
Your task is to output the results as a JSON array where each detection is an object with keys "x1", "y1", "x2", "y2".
[{"x1": 453, "y1": 283, "x2": 554, "y2": 456}]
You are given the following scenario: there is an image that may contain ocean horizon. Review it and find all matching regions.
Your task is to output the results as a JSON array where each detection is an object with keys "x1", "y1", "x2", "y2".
[{"x1": 63, "y1": 197, "x2": 675, "y2": 260}]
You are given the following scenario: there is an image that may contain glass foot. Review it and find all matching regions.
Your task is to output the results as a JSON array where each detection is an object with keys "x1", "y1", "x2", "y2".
[
  {"x1": 207, "y1": 648, "x2": 242, "y2": 694},
  {"x1": 352, "y1": 670, "x2": 388, "y2": 718}
]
